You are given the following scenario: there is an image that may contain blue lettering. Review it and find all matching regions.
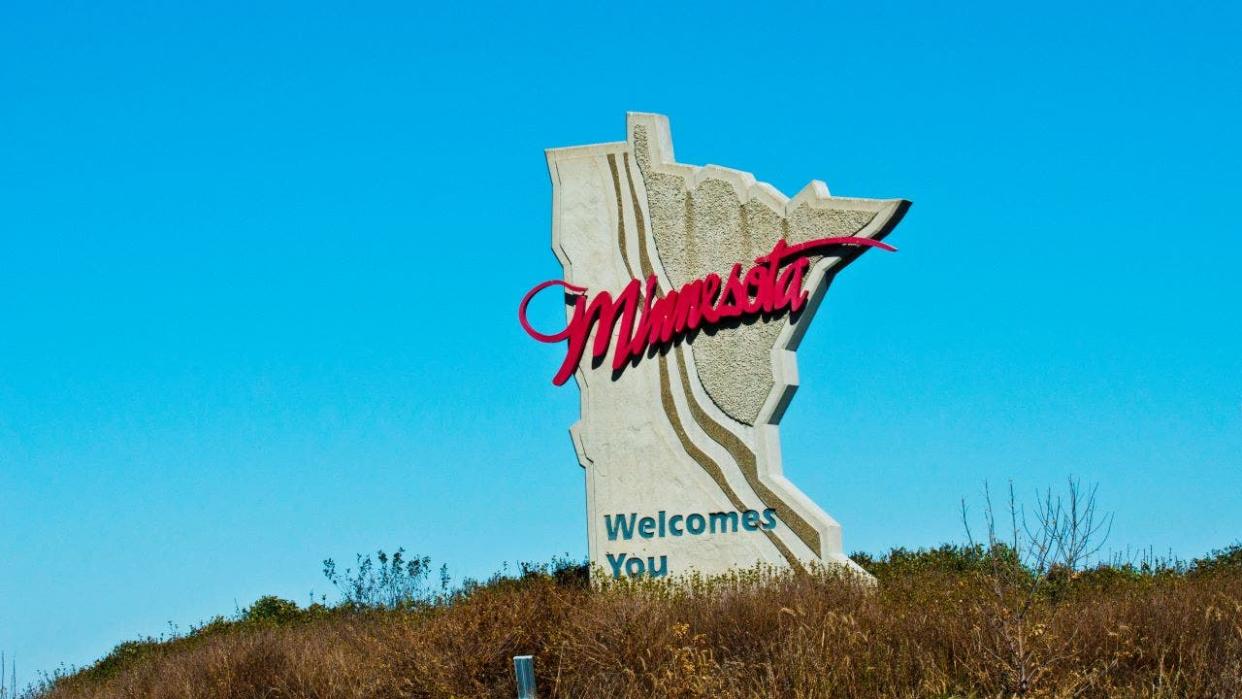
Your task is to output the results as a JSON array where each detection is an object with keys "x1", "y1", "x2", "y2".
[
  {"x1": 687, "y1": 513, "x2": 706, "y2": 535},
  {"x1": 762, "y1": 507, "x2": 778, "y2": 530},
  {"x1": 605, "y1": 514, "x2": 637, "y2": 541},
  {"x1": 638, "y1": 516, "x2": 656, "y2": 539},
  {"x1": 742, "y1": 509, "x2": 761, "y2": 531},
  {"x1": 669, "y1": 515, "x2": 684, "y2": 536},
  {"x1": 606, "y1": 552, "x2": 626, "y2": 578},
  {"x1": 709, "y1": 511, "x2": 738, "y2": 533}
]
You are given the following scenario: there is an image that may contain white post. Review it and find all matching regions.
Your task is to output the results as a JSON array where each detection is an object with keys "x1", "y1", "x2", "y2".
[{"x1": 513, "y1": 655, "x2": 536, "y2": 699}]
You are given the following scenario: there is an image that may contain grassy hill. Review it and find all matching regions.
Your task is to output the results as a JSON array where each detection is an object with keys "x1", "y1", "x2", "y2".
[{"x1": 29, "y1": 544, "x2": 1242, "y2": 699}]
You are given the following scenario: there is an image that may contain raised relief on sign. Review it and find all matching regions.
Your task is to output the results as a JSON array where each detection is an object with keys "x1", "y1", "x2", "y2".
[{"x1": 521, "y1": 113, "x2": 909, "y2": 579}]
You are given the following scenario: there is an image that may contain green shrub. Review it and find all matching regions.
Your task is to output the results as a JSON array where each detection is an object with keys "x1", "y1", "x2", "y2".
[
  {"x1": 76, "y1": 639, "x2": 162, "y2": 683},
  {"x1": 851, "y1": 543, "x2": 1019, "y2": 579},
  {"x1": 241, "y1": 596, "x2": 301, "y2": 625},
  {"x1": 1189, "y1": 542, "x2": 1242, "y2": 575}
]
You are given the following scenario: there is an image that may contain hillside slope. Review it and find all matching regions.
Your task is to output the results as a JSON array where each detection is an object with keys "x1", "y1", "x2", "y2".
[{"x1": 36, "y1": 548, "x2": 1242, "y2": 699}]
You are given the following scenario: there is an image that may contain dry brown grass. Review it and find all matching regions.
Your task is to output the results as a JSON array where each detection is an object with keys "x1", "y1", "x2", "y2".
[{"x1": 38, "y1": 557, "x2": 1242, "y2": 699}]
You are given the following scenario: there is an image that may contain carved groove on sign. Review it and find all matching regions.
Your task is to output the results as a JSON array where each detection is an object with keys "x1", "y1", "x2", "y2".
[
  {"x1": 611, "y1": 150, "x2": 815, "y2": 558},
  {"x1": 608, "y1": 147, "x2": 807, "y2": 565},
  {"x1": 672, "y1": 344, "x2": 821, "y2": 558},
  {"x1": 656, "y1": 353, "x2": 800, "y2": 568},
  {"x1": 606, "y1": 154, "x2": 636, "y2": 281}
]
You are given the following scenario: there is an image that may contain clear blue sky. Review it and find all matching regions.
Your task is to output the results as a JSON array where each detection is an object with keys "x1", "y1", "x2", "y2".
[{"x1": 2, "y1": 0, "x2": 1239, "y2": 687}]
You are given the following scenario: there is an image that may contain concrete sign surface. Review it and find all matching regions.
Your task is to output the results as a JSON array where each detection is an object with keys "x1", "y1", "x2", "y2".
[{"x1": 534, "y1": 113, "x2": 908, "y2": 578}]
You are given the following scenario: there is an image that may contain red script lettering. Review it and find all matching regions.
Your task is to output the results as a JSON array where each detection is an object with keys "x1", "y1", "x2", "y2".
[{"x1": 519, "y1": 236, "x2": 894, "y2": 385}]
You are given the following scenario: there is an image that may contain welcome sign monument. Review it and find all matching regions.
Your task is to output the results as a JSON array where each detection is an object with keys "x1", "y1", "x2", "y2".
[{"x1": 520, "y1": 113, "x2": 909, "y2": 579}]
